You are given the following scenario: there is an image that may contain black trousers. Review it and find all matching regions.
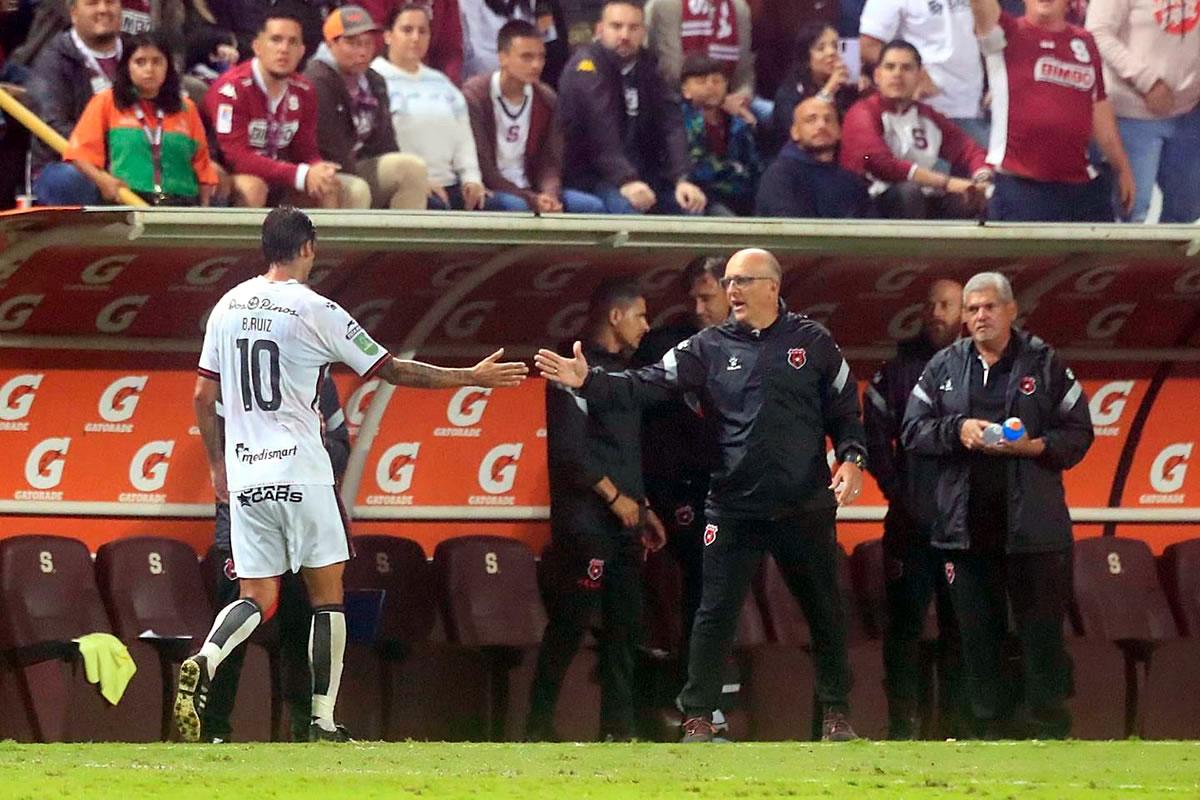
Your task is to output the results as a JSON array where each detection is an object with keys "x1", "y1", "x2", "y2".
[
  {"x1": 528, "y1": 530, "x2": 644, "y2": 739},
  {"x1": 942, "y1": 546, "x2": 1072, "y2": 738},
  {"x1": 646, "y1": 476, "x2": 707, "y2": 662},
  {"x1": 882, "y1": 534, "x2": 962, "y2": 737},
  {"x1": 202, "y1": 543, "x2": 314, "y2": 742},
  {"x1": 678, "y1": 508, "x2": 851, "y2": 717}
]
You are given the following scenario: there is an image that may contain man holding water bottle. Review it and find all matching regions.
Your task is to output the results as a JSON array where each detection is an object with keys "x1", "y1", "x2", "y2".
[{"x1": 900, "y1": 271, "x2": 1094, "y2": 739}]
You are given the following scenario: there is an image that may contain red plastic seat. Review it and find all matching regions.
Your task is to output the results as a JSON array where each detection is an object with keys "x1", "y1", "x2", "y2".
[
  {"x1": 0, "y1": 535, "x2": 162, "y2": 742},
  {"x1": 434, "y1": 536, "x2": 548, "y2": 648},
  {"x1": 1159, "y1": 538, "x2": 1200, "y2": 636}
]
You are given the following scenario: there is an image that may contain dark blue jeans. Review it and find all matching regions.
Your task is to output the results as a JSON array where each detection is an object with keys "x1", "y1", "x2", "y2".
[{"x1": 988, "y1": 173, "x2": 1112, "y2": 223}]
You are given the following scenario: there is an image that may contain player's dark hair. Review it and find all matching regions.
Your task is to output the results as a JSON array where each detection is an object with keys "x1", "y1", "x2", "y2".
[
  {"x1": 601, "y1": 0, "x2": 645, "y2": 15},
  {"x1": 880, "y1": 39, "x2": 922, "y2": 67},
  {"x1": 261, "y1": 206, "x2": 316, "y2": 264},
  {"x1": 385, "y1": 2, "x2": 432, "y2": 30},
  {"x1": 113, "y1": 31, "x2": 183, "y2": 114},
  {"x1": 680, "y1": 255, "x2": 725, "y2": 292},
  {"x1": 498, "y1": 19, "x2": 541, "y2": 52},
  {"x1": 258, "y1": 3, "x2": 306, "y2": 34},
  {"x1": 588, "y1": 277, "x2": 643, "y2": 323},
  {"x1": 680, "y1": 54, "x2": 724, "y2": 83}
]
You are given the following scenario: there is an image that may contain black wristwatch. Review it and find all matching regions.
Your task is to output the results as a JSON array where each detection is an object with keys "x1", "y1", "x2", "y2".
[{"x1": 842, "y1": 450, "x2": 867, "y2": 469}]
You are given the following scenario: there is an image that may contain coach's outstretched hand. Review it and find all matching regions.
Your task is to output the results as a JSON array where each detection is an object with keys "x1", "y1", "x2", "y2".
[
  {"x1": 535, "y1": 341, "x2": 589, "y2": 388},
  {"x1": 470, "y1": 348, "x2": 530, "y2": 387}
]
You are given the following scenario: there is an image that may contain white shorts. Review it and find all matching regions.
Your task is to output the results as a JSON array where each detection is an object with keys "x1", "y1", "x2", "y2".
[{"x1": 229, "y1": 483, "x2": 349, "y2": 579}]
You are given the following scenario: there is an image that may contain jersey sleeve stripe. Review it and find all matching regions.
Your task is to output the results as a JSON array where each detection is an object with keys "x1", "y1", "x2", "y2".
[
  {"x1": 363, "y1": 351, "x2": 392, "y2": 379},
  {"x1": 197, "y1": 367, "x2": 220, "y2": 380}
]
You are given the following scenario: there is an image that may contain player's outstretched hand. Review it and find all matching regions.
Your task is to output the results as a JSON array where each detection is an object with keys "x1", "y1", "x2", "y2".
[
  {"x1": 534, "y1": 341, "x2": 589, "y2": 388},
  {"x1": 470, "y1": 348, "x2": 529, "y2": 387}
]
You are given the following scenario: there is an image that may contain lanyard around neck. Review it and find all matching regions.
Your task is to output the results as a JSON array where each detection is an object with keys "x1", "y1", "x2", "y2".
[{"x1": 134, "y1": 102, "x2": 166, "y2": 194}]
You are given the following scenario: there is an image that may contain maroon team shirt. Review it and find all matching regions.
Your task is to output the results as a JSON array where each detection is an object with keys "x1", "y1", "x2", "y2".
[{"x1": 983, "y1": 11, "x2": 1105, "y2": 184}]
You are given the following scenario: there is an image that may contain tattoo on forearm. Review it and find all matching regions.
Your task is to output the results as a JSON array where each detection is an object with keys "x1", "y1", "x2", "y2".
[{"x1": 378, "y1": 358, "x2": 466, "y2": 389}]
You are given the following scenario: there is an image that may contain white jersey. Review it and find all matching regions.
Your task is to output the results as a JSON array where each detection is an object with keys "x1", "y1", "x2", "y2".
[
  {"x1": 490, "y1": 71, "x2": 533, "y2": 189},
  {"x1": 198, "y1": 276, "x2": 389, "y2": 492}
]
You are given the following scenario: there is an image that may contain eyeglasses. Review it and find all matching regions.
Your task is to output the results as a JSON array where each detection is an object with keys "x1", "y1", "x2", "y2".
[{"x1": 718, "y1": 275, "x2": 774, "y2": 289}]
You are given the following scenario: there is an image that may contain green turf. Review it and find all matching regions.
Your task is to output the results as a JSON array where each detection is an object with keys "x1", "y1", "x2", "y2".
[{"x1": 0, "y1": 740, "x2": 1197, "y2": 799}]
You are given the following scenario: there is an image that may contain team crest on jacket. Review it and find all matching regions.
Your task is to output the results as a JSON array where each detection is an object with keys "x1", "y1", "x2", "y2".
[
  {"x1": 223, "y1": 557, "x2": 238, "y2": 582},
  {"x1": 587, "y1": 558, "x2": 605, "y2": 581},
  {"x1": 703, "y1": 524, "x2": 718, "y2": 546},
  {"x1": 675, "y1": 504, "x2": 695, "y2": 527},
  {"x1": 944, "y1": 562, "x2": 955, "y2": 585},
  {"x1": 787, "y1": 348, "x2": 807, "y2": 370},
  {"x1": 1019, "y1": 376, "x2": 1037, "y2": 396}
]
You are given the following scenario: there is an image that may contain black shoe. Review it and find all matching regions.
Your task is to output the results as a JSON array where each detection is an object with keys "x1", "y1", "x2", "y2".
[
  {"x1": 681, "y1": 715, "x2": 729, "y2": 743},
  {"x1": 174, "y1": 655, "x2": 210, "y2": 743},
  {"x1": 308, "y1": 721, "x2": 354, "y2": 742},
  {"x1": 821, "y1": 709, "x2": 859, "y2": 742}
]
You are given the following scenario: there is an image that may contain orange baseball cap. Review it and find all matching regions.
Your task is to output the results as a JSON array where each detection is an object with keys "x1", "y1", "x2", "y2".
[{"x1": 323, "y1": 5, "x2": 380, "y2": 41}]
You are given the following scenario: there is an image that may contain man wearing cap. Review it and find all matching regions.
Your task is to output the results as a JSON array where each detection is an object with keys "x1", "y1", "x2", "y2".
[
  {"x1": 305, "y1": 5, "x2": 429, "y2": 209},
  {"x1": 203, "y1": 6, "x2": 344, "y2": 207}
]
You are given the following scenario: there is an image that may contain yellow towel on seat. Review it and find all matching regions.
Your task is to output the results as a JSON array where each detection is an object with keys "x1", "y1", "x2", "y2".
[{"x1": 73, "y1": 632, "x2": 137, "y2": 705}]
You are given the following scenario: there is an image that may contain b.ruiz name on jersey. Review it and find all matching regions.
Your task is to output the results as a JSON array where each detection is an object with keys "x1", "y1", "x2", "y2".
[
  {"x1": 1034, "y1": 57, "x2": 1095, "y2": 91},
  {"x1": 242, "y1": 317, "x2": 272, "y2": 332}
]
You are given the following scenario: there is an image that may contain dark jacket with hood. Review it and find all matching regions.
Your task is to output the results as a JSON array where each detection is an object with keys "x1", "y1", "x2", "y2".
[{"x1": 755, "y1": 140, "x2": 869, "y2": 218}]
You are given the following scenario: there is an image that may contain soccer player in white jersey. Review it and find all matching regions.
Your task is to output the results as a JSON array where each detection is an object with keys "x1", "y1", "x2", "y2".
[{"x1": 175, "y1": 206, "x2": 528, "y2": 742}]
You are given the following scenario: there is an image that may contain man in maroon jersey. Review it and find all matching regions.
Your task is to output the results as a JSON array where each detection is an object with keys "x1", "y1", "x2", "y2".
[
  {"x1": 971, "y1": 0, "x2": 1135, "y2": 221},
  {"x1": 203, "y1": 7, "x2": 343, "y2": 207}
]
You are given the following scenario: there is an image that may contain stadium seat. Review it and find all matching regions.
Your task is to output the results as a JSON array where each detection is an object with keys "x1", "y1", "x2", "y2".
[
  {"x1": 0, "y1": 535, "x2": 162, "y2": 742},
  {"x1": 1159, "y1": 538, "x2": 1200, "y2": 636},
  {"x1": 95, "y1": 537, "x2": 272, "y2": 742},
  {"x1": 1071, "y1": 537, "x2": 1200, "y2": 738}
]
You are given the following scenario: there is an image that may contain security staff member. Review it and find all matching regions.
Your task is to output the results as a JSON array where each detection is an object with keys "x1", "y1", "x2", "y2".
[
  {"x1": 864, "y1": 278, "x2": 964, "y2": 740},
  {"x1": 902, "y1": 271, "x2": 1093, "y2": 739},
  {"x1": 537, "y1": 248, "x2": 868, "y2": 743},
  {"x1": 203, "y1": 376, "x2": 349, "y2": 743},
  {"x1": 633, "y1": 255, "x2": 729, "y2": 663},
  {"x1": 527, "y1": 278, "x2": 667, "y2": 742}
]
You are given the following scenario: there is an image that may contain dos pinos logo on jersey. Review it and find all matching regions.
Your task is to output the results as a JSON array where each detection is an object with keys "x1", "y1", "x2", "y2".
[
  {"x1": 369, "y1": 442, "x2": 420, "y2": 505},
  {"x1": 87, "y1": 375, "x2": 148, "y2": 433},
  {"x1": 1141, "y1": 442, "x2": 1193, "y2": 505},
  {"x1": 472, "y1": 443, "x2": 522, "y2": 505},
  {"x1": 0, "y1": 373, "x2": 43, "y2": 431},
  {"x1": 436, "y1": 387, "x2": 492, "y2": 437}
]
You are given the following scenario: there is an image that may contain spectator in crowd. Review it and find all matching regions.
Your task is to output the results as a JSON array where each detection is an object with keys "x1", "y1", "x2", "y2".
[
  {"x1": 557, "y1": 0, "x2": 707, "y2": 215},
  {"x1": 770, "y1": 22, "x2": 859, "y2": 153},
  {"x1": 858, "y1": 0, "x2": 988, "y2": 145},
  {"x1": 1086, "y1": 0, "x2": 1200, "y2": 223},
  {"x1": 185, "y1": 26, "x2": 239, "y2": 88},
  {"x1": 644, "y1": 0, "x2": 758, "y2": 123},
  {"x1": 902, "y1": 271, "x2": 1094, "y2": 739},
  {"x1": 373, "y1": 3, "x2": 500, "y2": 210},
  {"x1": 64, "y1": 30, "x2": 218, "y2": 205},
  {"x1": 356, "y1": 0, "x2": 465, "y2": 83},
  {"x1": 26, "y1": 0, "x2": 126, "y2": 205},
  {"x1": 201, "y1": 376, "x2": 349, "y2": 743},
  {"x1": 679, "y1": 54, "x2": 761, "y2": 215},
  {"x1": 864, "y1": 278, "x2": 964, "y2": 740},
  {"x1": 304, "y1": 5, "x2": 429, "y2": 209},
  {"x1": 536, "y1": 248, "x2": 868, "y2": 744},
  {"x1": 203, "y1": 7, "x2": 345, "y2": 208},
  {"x1": 757, "y1": 96, "x2": 869, "y2": 217},
  {"x1": 198, "y1": 0, "x2": 332, "y2": 67},
  {"x1": 460, "y1": 0, "x2": 569, "y2": 83},
  {"x1": 749, "y1": 0, "x2": 839, "y2": 101},
  {"x1": 0, "y1": 36, "x2": 31, "y2": 210},
  {"x1": 633, "y1": 255, "x2": 728, "y2": 680},
  {"x1": 9, "y1": 0, "x2": 183, "y2": 67},
  {"x1": 840, "y1": 40, "x2": 990, "y2": 219},
  {"x1": 971, "y1": 0, "x2": 1135, "y2": 221},
  {"x1": 527, "y1": 277, "x2": 666, "y2": 742},
  {"x1": 462, "y1": 20, "x2": 606, "y2": 212}
]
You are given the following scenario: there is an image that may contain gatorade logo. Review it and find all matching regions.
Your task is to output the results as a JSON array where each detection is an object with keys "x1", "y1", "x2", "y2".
[
  {"x1": 346, "y1": 379, "x2": 381, "y2": 428},
  {"x1": 24, "y1": 437, "x2": 70, "y2": 491},
  {"x1": 0, "y1": 294, "x2": 44, "y2": 331},
  {"x1": 430, "y1": 260, "x2": 480, "y2": 290},
  {"x1": 532, "y1": 263, "x2": 585, "y2": 292},
  {"x1": 474, "y1": 443, "x2": 522, "y2": 501},
  {"x1": 874, "y1": 264, "x2": 926, "y2": 293},
  {"x1": 96, "y1": 294, "x2": 149, "y2": 333},
  {"x1": 546, "y1": 302, "x2": 587, "y2": 339},
  {"x1": 886, "y1": 303, "x2": 924, "y2": 340},
  {"x1": 1073, "y1": 265, "x2": 1122, "y2": 294},
  {"x1": 443, "y1": 301, "x2": 496, "y2": 340},
  {"x1": 1142, "y1": 442, "x2": 1193, "y2": 504},
  {"x1": 1089, "y1": 381, "x2": 1134, "y2": 435},
  {"x1": 438, "y1": 387, "x2": 491, "y2": 436},
  {"x1": 798, "y1": 302, "x2": 837, "y2": 327},
  {"x1": 185, "y1": 257, "x2": 234, "y2": 286},
  {"x1": 0, "y1": 373, "x2": 43, "y2": 428},
  {"x1": 375, "y1": 442, "x2": 420, "y2": 496},
  {"x1": 127, "y1": 440, "x2": 174, "y2": 493},
  {"x1": 98, "y1": 375, "x2": 149, "y2": 423},
  {"x1": 79, "y1": 255, "x2": 135, "y2": 285},
  {"x1": 1086, "y1": 303, "x2": 1135, "y2": 341},
  {"x1": 350, "y1": 299, "x2": 392, "y2": 332}
]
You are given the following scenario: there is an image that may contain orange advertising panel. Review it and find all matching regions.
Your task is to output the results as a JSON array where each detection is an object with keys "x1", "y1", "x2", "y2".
[
  {"x1": 1062, "y1": 370, "x2": 1154, "y2": 508},
  {"x1": 1123, "y1": 370, "x2": 1200, "y2": 509}
]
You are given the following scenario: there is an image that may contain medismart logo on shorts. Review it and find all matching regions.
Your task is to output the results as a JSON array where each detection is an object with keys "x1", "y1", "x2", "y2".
[
  {"x1": 471, "y1": 443, "x2": 522, "y2": 505},
  {"x1": 436, "y1": 387, "x2": 492, "y2": 437},
  {"x1": 0, "y1": 373, "x2": 43, "y2": 430},
  {"x1": 234, "y1": 443, "x2": 297, "y2": 465},
  {"x1": 87, "y1": 375, "x2": 148, "y2": 433}
]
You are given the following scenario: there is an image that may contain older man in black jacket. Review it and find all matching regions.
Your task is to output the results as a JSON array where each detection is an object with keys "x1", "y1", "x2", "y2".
[
  {"x1": 556, "y1": 0, "x2": 706, "y2": 215},
  {"x1": 537, "y1": 249, "x2": 868, "y2": 743},
  {"x1": 304, "y1": 5, "x2": 427, "y2": 209},
  {"x1": 902, "y1": 271, "x2": 1093, "y2": 739}
]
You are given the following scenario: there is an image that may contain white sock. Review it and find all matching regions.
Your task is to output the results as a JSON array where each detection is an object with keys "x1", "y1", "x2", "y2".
[
  {"x1": 309, "y1": 605, "x2": 346, "y2": 729},
  {"x1": 197, "y1": 598, "x2": 262, "y2": 680}
]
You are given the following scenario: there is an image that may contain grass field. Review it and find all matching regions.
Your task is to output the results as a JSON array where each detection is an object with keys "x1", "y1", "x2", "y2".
[{"x1": 0, "y1": 741, "x2": 1198, "y2": 799}]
